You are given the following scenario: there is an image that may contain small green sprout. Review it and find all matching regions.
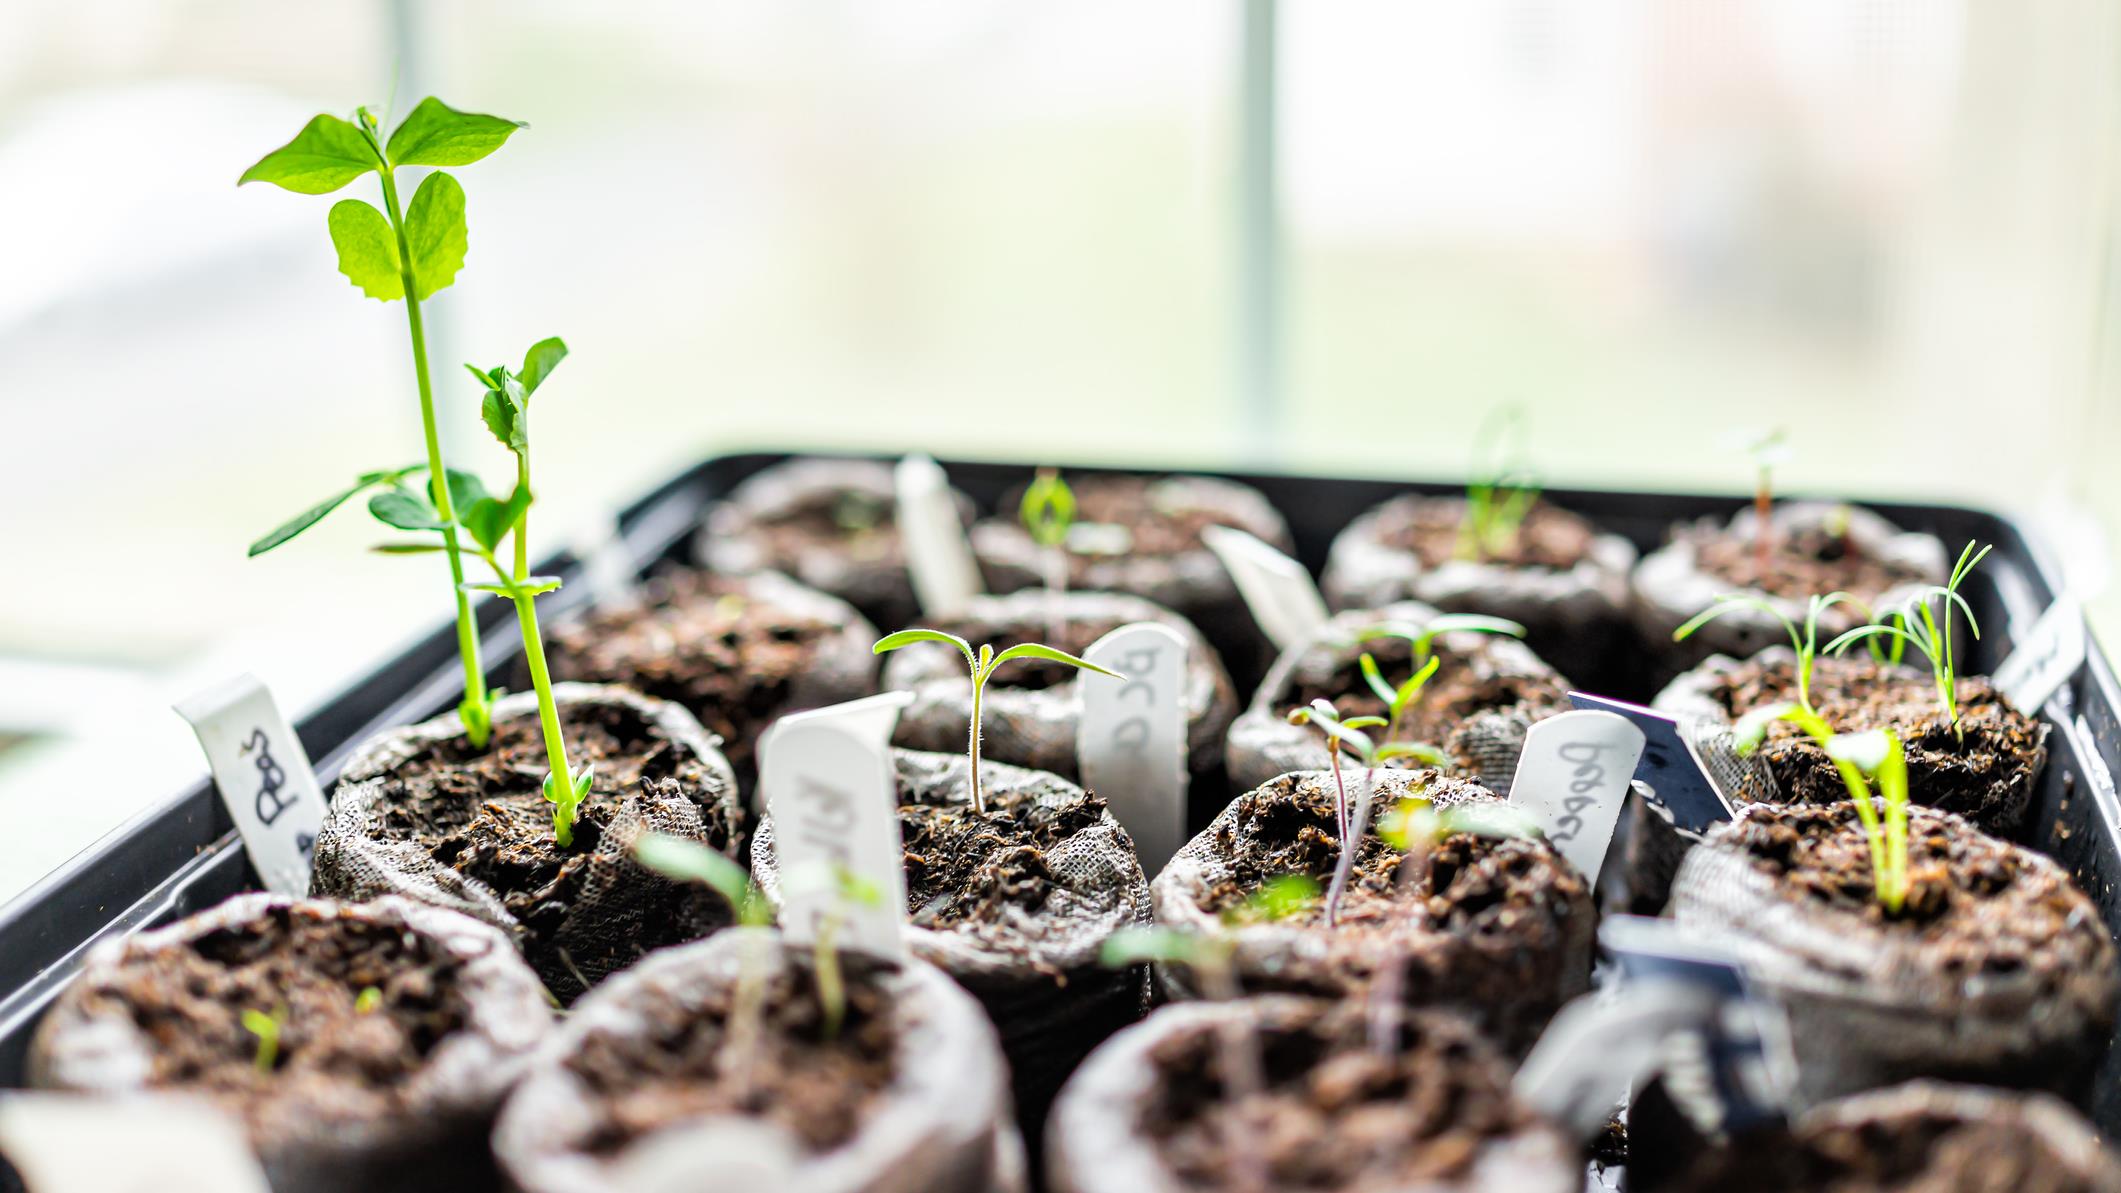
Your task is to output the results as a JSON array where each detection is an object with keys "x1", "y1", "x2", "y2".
[
  {"x1": 1218, "y1": 873, "x2": 1323, "y2": 926},
  {"x1": 241, "y1": 1006, "x2": 287, "y2": 1075},
  {"x1": 1352, "y1": 613, "x2": 1524, "y2": 742},
  {"x1": 1286, "y1": 700, "x2": 1449, "y2": 929},
  {"x1": 873, "y1": 629, "x2": 1121, "y2": 815},
  {"x1": 353, "y1": 986, "x2": 383, "y2": 1015},
  {"x1": 1741, "y1": 427, "x2": 1792, "y2": 572},
  {"x1": 1736, "y1": 705, "x2": 1910, "y2": 914},
  {"x1": 1021, "y1": 468, "x2": 1076, "y2": 640},
  {"x1": 1457, "y1": 408, "x2": 1541, "y2": 562},
  {"x1": 814, "y1": 868, "x2": 885, "y2": 1044},
  {"x1": 1824, "y1": 542, "x2": 1993, "y2": 731},
  {"x1": 1674, "y1": 590, "x2": 1871, "y2": 714},
  {"x1": 243, "y1": 97, "x2": 527, "y2": 747},
  {"x1": 636, "y1": 833, "x2": 776, "y2": 1090}
]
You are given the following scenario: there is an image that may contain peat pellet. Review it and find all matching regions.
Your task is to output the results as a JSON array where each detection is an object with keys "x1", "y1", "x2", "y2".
[
  {"x1": 1047, "y1": 995, "x2": 1579, "y2": 1193},
  {"x1": 698, "y1": 457, "x2": 977, "y2": 635},
  {"x1": 1669, "y1": 801, "x2": 2119, "y2": 1108},
  {"x1": 879, "y1": 589, "x2": 1236, "y2": 787},
  {"x1": 750, "y1": 750, "x2": 1152, "y2": 1152},
  {"x1": 1152, "y1": 770, "x2": 1594, "y2": 1055},
  {"x1": 1320, "y1": 493, "x2": 1636, "y2": 693},
  {"x1": 1224, "y1": 599, "x2": 1571, "y2": 797},
  {"x1": 28, "y1": 894, "x2": 552, "y2": 1193},
  {"x1": 1632, "y1": 501, "x2": 1947, "y2": 676},
  {"x1": 541, "y1": 567, "x2": 878, "y2": 795},
  {"x1": 969, "y1": 472, "x2": 1293, "y2": 690},
  {"x1": 312, "y1": 684, "x2": 744, "y2": 1005},
  {"x1": 492, "y1": 928, "x2": 1019, "y2": 1193},
  {"x1": 1645, "y1": 1080, "x2": 2121, "y2": 1193}
]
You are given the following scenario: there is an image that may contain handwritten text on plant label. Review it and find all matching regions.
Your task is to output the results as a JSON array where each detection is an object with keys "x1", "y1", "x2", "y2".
[
  {"x1": 1079, "y1": 622, "x2": 1188, "y2": 874},
  {"x1": 1507, "y1": 709, "x2": 1645, "y2": 883},
  {"x1": 173, "y1": 675, "x2": 327, "y2": 896}
]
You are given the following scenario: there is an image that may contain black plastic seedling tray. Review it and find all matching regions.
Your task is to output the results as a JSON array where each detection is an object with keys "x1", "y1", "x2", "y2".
[{"x1": 4, "y1": 450, "x2": 2118, "y2": 1175}]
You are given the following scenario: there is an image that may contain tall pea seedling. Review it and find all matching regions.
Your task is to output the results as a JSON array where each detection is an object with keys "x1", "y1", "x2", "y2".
[
  {"x1": 241, "y1": 97, "x2": 525, "y2": 747},
  {"x1": 873, "y1": 630, "x2": 1119, "y2": 814},
  {"x1": 1020, "y1": 468, "x2": 1076, "y2": 642}
]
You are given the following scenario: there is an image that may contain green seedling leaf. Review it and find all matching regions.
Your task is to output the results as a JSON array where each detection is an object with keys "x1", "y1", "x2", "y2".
[
  {"x1": 248, "y1": 468, "x2": 406, "y2": 555},
  {"x1": 368, "y1": 488, "x2": 443, "y2": 531},
  {"x1": 462, "y1": 485, "x2": 532, "y2": 554},
  {"x1": 1100, "y1": 925, "x2": 1210, "y2": 968},
  {"x1": 874, "y1": 628, "x2": 978, "y2": 669},
  {"x1": 635, "y1": 833, "x2": 770, "y2": 926},
  {"x1": 241, "y1": 1007, "x2": 285, "y2": 1074},
  {"x1": 519, "y1": 336, "x2": 568, "y2": 395},
  {"x1": 461, "y1": 575, "x2": 563, "y2": 597},
  {"x1": 371, "y1": 541, "x2": 447, "y2": 555},
  {"x1": 1378, "y1": 797, "x2": 1438, "y2": 851},
  {"x1": 403, "y1": 171, "x2": 468, "y2": 300},
  {"x1": 353, "y1": 987, "x2": 383, "y2": 1014},
  {"x1": 1824, "y1": 728, "x2": 1895, "y2": 775},
  {"x1": 239, "y1": 113, "x2": 381, "y2": 193},
  {"x1": 327, "y1": 198, "x2": 404, "y2": 300},
  {"x1": 385, "y1": 97, "x2": 526, "y2": 167},
  {"x1": 1732, "y1": 702, "x2": 1798, "y2": 754},
  {"x1": 1421, "y1": 613, "x2": 1528, "y2": 640},
  {"x1": 1288, "y1": 699, "x2": 1377, "y2": 762},
  {"x1": 1230, "y1": 873, "x2": 1320, "y2": 923},
  {"x1": 1020, "y1": 468, "x2": 1076, "y2": 550},
  {"x1": 1375, "y1": 741, "x2": 1452, "y2": 766},
  {"x1": 988, "y1": 642, "x2": 1121, "y2": 680},
  {"x1": 479, "y1": 379, "x2": 526, "y2": 454},
  {"x1": 433, "y1": 467, "x2": 491, "y2": 512},
  {"x1": 1359, "y1": 653, "x2": 1397, "y2": 705}
]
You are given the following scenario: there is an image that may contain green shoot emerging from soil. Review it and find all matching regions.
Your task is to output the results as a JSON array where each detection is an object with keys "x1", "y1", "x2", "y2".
[
  {"x1": 242, "y1": 97, "x2": 527, "y2": 747},
  {"x1": 1674, "y1": 591, "x2": 1870, "y2": 714},
  {"x1": 241, "y1": 1005, "x2": 286, "y2": 1075},
  {"x1": 1742, "y1": 427, "x2": 1792, "y2": 573},
  {"x1": 812, "y1": 868, "x2": 884, "y2": 1044},
  {"x1": 1824, "y1": 542, "x2": 1993, "y2": 732},
  {"x1": 1021, "y1": 468, "x2": 1076, "y2": 641},
  {"x1": 636, "y1": 833, "x2": 775, "y2": 1091},
  {"x1": 1736, "y1": 706, "x2": 1911, "y2": 914},
  {"x1": 1458, "y1": 408, "x2": 1540, "y2": 562},
  {"x1": 1351, "y1": 614, "x2": 1524, "y2": 743},
  {"x1": 353, "y1": 986, "x2": 383, "y2": 1015},
  {"x1": 1286, "y1": 700, "x2": 1449, "y2": 929},
  {"x1": 873, "y1": 629, "x2": 1120, "y2": 814}
]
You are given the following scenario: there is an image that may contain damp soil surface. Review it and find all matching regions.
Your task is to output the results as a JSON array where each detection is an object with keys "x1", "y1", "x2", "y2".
[
  {"x1": 544, "y1": 567, "x2": 841, "y2": 775},
  {"x1": 1376, "y1": 496, "x2": 1602, "y2": 571},
  {"x1": 1287, "y1": 635, "x2": 1569, "y2": 756},
  {"x1": 750, "y1": 485, "x2": 907, "y2": 570},
  {"x1": 1141, "y1": 1000, "x2": 1545, "y2": 1190},
  {"x1": 1692, "y1": 519, "x2": 1931, "y2": 602},
  {"x1": 1668, "y1": 1107, "x2": 2111, "y2": 1193},
  {"x1": 569, "y1": 960, "x2": 898, "y2": 1156},
  {"x1": 1708, "y1": 654, "x2": 2043, "y2": 830},
  {"x1": 69, "y1": 902, "x2": 469, "y2": 1132},
  {"x1": 899, "y1": 779, "x2": 1109, "y2": 930},
  {"x1": 362, "y1": 701, "x2": 739, "y2": 979}
]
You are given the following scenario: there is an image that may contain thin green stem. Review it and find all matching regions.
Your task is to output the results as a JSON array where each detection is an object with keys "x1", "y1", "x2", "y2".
[
  {"x1": 485, "y1": 460, "x2": 577, "y2": 845},
  {"x1": 378, "y1": 166, "x2": 489, "y2": 745},
  {"x1": 968, "y1": 671, "x2": 987, "y2": 815}
]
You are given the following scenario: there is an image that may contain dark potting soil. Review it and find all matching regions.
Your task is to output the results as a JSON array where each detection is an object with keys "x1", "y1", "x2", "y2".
[
  {"x1": 914, "y1": 608, "x2": 1126, "y2": 693},
  {"x1": 1005, "y1": 475, "x2": 1237, "y2": 571},
  {"x1": 1374, "y1": 497, "x2": 1601, "y2": 571},
  {"x1": 568, "y1": 960, "x2": 897, "y2": 1156},
  {"x1": 1692, "y1": 519, "x2": 1930, "y2": 602},
  {"x1": 1721, "y1": 802, "x2": 2097, "y2": 950},
  {"x1": 1286, "y1": 635, "x2": 1570, "y2": 756},
  {"x1": 66, "y1": 902, "x2": 468, "y2": 1131},
  {"x1": 1140, "y1": 1000, "x2": 1538, "y2": 1190},
  {"x1": 1199, "y1": 773, "x2": 1586, "y2": 952},
  {"x1": 1708, "y1": 654, "x2": 2042, "y2": 829},
  {"x1": 1668, "y1": 1110, "x2": 2108, "y2": 1193},
  {"x1": 901, "y1": 779, "x2": 1109, "y2": 930},
  {"x1": 751, "y1": 486, "x2": 907, "y2": 572},
  {"x1": 361, "y1": 702, "x2": 741, "y2": 969},
  {"x1": 543, "y1": 567, "x2": 839, "y2": 775}
]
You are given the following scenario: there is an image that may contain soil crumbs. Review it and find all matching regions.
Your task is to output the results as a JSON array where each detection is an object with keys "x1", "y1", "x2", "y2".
[
  {"x1": 1695, "y1": 520, "x2": 1931, "y2": 602},
  {"x1": 1377, "y1": 497, "x2": 1600, "y2": 571},
  {"x1": 899, "y1": 779, "x2": 1108, "y2": 930},
  {"x1": 1675, "y1": 1109, "x2": 2108, "y2": 1193}
]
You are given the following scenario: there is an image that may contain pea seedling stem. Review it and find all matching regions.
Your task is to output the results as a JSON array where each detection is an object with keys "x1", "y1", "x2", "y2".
[
  {"x1": 873, "y1": 629, "x2": 1120, "y2": 814},
  {"x1": 241, "y1": 97, "x2": 529, "y2": 747}
]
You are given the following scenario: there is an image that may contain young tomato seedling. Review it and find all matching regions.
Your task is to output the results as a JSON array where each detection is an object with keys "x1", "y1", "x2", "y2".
[
  {"x1": 872, "y1": 629, "x2": 1120, "y2": 814},
  {"x1": 241, "y1": 1005, "x2": 287, "y2": 1075},
  {"x1": 1457, "y1": 408, "x2": 1541, "y2": 562},
  {"x1": 1020, "y1": 468, "x2": 1076, "y2": 642},
  {"x1": 1735, "y1": 705, "x2": 1911, "y2": 914},
  {"x1": 1350, "y1": 614, "x2": 1524, "y2": 743},
  {"x1": 1674, "y1": 590, "x2": 1870, "y2": 714},
  {"x1": 1286, "y1": 700, "x2": 1449, "y2": 928},
  {"x1": 242, "y1": 96, "x2": 527, "y2": 747},
  {"x1": 1825, "y1": 542, "x2": 1993, "y2": 732}
]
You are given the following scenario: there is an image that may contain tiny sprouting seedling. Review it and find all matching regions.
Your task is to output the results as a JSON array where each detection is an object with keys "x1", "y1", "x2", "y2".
[
  {"x1": 1824, "y1": 542, "x2": 1993, "y2": 732},
  {"x1": 1217, "y1": 873, "x2": 1322, "y2": 926},
  {"x1": 1351, "y1": 614, "x2": 1524, "y2": 742},
  {"x1": 1286, "y1": 700, "x2": 1450, "y2": 929},
  {"x1": 1740, "y1": 427, "x2": 1792, "y2": 573},
  {"x1": 812, "y1": 868, "x2": 885, "y2": 1044},
  {"x1": 243, "y1": 97, "x2": 528, "y2": 747},
  {"x1": 353, "y1": 986, "x2": 383, "y2": 1015},
  {"x1": 872, "y1": 629, "x2": 1121, "y2": 814},
  {"x1": 1457, "y1": 407, "x2": 1541, "y2": 562},
  {"x1": 1674, "y1": 591, "x2": 1870, "y2": 714},
  {"x1": 1020, "y1": 468, "x2": 1076, "y2": 641},
  {"x1": 1735, "y1": 705, "x2": 1910, "y2": 913},
  {"x1": 241, "y1": 1006, "x2": 286, "y2": 1075},
  {"x1": 637, "y1": 832, "x2": 775, "y2": 1087}
]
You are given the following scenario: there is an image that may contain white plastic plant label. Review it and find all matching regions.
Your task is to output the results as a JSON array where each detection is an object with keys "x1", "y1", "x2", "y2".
[
  {"x1": 0, "y1": 1094, "x2": 273, "y2": 1193},
  {"x1": 760, "y1": 691, "x2": 914, "y2": 964},
  {"x1": 893, "y1": 454, "x2": 982, "y2": 619},
  {"x1": 1200, "y1": 525, "x2": 1329, "y2": 652},
  {"x1": 1994, "y1": 596, "x2": 2086, "y2": 714},
  {"x1": 1506, "y1": 709, "x2": 1645, "y2": 884},
  {"x1": 173, "y1": 674, "x2": 327, "y2": 896},
  {"x1": 1078, "y1": 622, "x2": 1188, "y2": 875}
]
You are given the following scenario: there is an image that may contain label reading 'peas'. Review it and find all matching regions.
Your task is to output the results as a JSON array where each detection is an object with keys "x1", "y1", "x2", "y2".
[{"x1": 173, "y1": 674, "x2": 328, "y2": 896}]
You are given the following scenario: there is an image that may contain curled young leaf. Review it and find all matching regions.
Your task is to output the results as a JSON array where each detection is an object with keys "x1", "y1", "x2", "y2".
[
  {"x1": 385, "y1": 97, "x2": 526, "y2": 167},
  {"x1": 519, "y1": 336, "x2": 569, "y2": 396},
  {"x1": 239, "y1": 113, "x2": 382, "y2": 194},
  {"x1": 404, "y1": 171, "x2": 469, "y2": 300},
  {"x1": 326, "y1": 199, "x2": 405, "y2": 301}
]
